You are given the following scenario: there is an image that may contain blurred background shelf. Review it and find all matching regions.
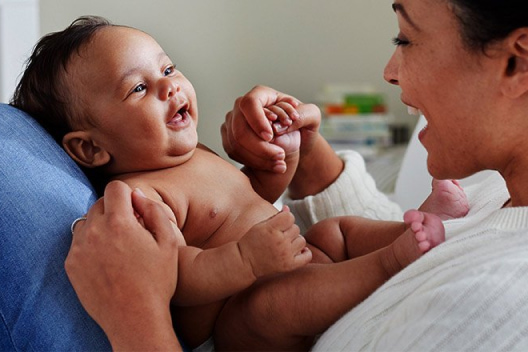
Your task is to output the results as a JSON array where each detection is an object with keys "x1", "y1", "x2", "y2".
[{"x1": 318, "y1": 85, "x2": 411, "y2": 193}]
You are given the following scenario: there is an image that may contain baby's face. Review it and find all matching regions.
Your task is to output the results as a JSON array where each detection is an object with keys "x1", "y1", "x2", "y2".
[{"x1": 67, "y1": 26, "x2": 199, "y2": 174}]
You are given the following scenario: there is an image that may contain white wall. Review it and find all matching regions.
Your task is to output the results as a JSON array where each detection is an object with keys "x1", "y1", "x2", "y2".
[
  {"x1": 38, "y1": 0, "x2": 407, "y2": 159},
  {"x1": 0, "y1": 0, "x2": 39, "y2": 103}
]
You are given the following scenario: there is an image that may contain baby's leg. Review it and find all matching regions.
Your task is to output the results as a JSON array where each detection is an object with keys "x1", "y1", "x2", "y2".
[
  {"x1": 305, "y1": 216, "x2": 407, "y2": 264},
  {"x1": 379, "y1": 209, "x2": 445, "y2": 277},
  {"x1": 419, "y1": 179, "x2": 469, "y2": 220},
  {"x1": 214, "y1": 212, "x2": 444, "y2": 351}
]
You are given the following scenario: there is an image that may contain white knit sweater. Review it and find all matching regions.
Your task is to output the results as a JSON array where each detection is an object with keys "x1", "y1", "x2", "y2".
[
  {"x1": 286, "y1": 151, "x2": 403, "y2": 233},
  {"x1": 286, "y1": 151, "x2": 528, "y2": 351}
]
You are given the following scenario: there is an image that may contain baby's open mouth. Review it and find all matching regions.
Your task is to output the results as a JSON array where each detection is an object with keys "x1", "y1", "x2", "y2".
[{"x1": 168, "y1": 104, "x2": 190, "y2": 126}]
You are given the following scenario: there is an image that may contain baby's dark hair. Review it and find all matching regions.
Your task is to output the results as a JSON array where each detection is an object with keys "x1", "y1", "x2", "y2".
[{"x1": 10, "y1": 15, "x2": 113, "y2": 144}]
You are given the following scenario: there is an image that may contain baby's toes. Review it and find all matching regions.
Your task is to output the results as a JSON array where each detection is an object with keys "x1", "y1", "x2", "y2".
[
  {"x1": 404, "y1": 209, "x2": 425, "y2": 226},
  {"x1": 417, "y1": 240, "x2": 431, "y2": 253}
]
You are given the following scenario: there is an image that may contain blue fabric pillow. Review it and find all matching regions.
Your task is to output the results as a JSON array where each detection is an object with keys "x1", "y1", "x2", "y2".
[{"x1": 0, "y1": 104, "x2": 110, "y2": 351}]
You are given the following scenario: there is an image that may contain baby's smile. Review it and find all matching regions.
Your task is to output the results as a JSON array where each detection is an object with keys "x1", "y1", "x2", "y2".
[{"x1": 167, "y1": 103, "x2": 191, "y2": 129}]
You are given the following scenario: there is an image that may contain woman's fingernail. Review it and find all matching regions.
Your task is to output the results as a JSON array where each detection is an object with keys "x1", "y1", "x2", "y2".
[
  {"x1": 272, "y1": 151, "x2": 285, "y2": 160},
  {"x1": 273, "y1": 163, "x2": 287, "y2": 173},
  {"x1": 261, "y1": 131, "x2": 273, "y2": 141},
  {"x1": 134, "y1": 188, "x2": 146, "y2": 198}
]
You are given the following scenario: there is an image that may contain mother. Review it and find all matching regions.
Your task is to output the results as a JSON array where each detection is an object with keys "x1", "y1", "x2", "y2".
[{"x1": 67, "y1": 0, "x2": 528, "y2": 350}]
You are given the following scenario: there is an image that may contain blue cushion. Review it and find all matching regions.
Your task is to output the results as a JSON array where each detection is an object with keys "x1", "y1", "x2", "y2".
[{"x1": 0, "y1": 104, "x2": 110, "y2": 350}]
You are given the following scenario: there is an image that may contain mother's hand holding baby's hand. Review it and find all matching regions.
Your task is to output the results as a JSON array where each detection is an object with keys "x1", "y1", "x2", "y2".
[
  {"x1": 222, "y1": 85, "x2": 321, "y2": 173},
  {"x1": 65, "y1": 181, "x2": 182, "y2": 351}
]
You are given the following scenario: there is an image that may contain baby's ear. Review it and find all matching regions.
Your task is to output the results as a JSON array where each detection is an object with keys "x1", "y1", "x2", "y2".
[{"x1": 62, "y1": 131, "x2": 111, "y2": 168}]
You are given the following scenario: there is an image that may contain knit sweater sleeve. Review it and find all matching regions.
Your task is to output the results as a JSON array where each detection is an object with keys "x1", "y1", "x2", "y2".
[{"x1": 284, "y1": 150, "x2": 403, "y2": 233}]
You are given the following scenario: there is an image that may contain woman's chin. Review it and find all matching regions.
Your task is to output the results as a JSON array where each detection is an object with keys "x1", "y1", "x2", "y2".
[{"x1": 426, "y1": 158, "x2": 451, "y2": 180}]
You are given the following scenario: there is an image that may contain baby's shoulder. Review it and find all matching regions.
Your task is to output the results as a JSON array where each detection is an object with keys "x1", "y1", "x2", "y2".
[{"x1": 122, "y1": 175, "x2": 191, "y2": 230}]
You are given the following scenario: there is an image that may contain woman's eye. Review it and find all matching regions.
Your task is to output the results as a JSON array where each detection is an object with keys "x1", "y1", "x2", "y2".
[
  {"x1": 133, "y1": 84, "x2": 146, "y2": 93},
  {"x1": 164, "y1": 65, "x2": 175, "y2": 76},
  {"x1": 392, "y1": 36, "x2": 410, "y2": 46}
]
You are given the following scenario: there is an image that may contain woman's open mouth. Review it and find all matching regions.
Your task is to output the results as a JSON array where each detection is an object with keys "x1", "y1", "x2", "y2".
[{"x1": 405, "y1": 104, "x2": 428, "y2": 142}]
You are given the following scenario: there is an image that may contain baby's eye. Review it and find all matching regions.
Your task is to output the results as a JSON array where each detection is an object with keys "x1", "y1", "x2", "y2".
[
  {"x1": 133, "y1": 84, "x2": 147, "y2": 93},
  {"x1": 164, "y1": 65, "x2": 175, "y2": 76}
]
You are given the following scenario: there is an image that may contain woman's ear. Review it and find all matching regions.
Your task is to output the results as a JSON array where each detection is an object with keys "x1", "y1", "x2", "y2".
[
  {"x1": 501, "y1": 29, "x2": 528, "y2": 98},
  {"x1": 62, "y1": 131, "x2": 111, "y2": 168}
]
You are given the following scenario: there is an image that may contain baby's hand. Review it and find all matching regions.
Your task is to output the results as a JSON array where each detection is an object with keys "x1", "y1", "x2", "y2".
[
  {"x1": 238, "y1": 206, "x2": 312, "y2": 278},
  {"x1": 264, "y1": 101, "x2": 300, "y2": 133},
  {"x1": 264, "y1": 101, "x2": 301, "y2": 155}
]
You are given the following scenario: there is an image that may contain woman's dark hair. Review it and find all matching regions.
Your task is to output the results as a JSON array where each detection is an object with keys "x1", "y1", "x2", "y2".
[
  {"x1": 449, "y1": 0, "x2": 528, "y2": 52},
  {"x1": 10, "y1": 15, "x2": 112, "y2": 144}
]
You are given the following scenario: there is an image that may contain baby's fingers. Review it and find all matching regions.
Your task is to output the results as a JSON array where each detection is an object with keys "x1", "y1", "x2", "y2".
[
  {"x1": 265, "y1": 206, "x2": 296, "y2": 230},
  {"x1": 270, "y1": 103, "x2": 301, "y2": 134},
  {"x1": 269, "y1": 102, "x2": 300, "y2": 123},
  {"x1": 293, "y1": 246, "x2": 312, "y2": 268}
]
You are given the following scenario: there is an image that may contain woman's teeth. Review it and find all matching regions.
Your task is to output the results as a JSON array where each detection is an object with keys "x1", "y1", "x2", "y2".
[{"x1": 407, "y1": 106, "x2": 422, "y2": 116}]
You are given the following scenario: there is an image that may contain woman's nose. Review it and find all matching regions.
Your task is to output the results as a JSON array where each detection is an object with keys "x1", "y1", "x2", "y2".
[
  {"x1": 159, "y1": 78, "x2": 181, "y2": 100},
  {"x1": 383, "y1": 50, "x2": 400, "y2": 86}
]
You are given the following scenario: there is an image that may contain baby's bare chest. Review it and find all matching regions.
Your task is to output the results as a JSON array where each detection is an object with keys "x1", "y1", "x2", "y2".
[
  {"x1": 155, "y1": 158, "x2": 277, "y2": 248},
  {"x1": 182, "y1": 180, "x2": 277, "y2": 249}
]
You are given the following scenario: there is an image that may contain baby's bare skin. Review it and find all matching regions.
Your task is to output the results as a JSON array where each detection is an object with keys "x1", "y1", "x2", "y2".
[
  {"x1": 215, "y1": 209, "x2": 446, "y2": 351},
  {"x1": 117, "y1": 145, "x2": 448, "y2": 349},
  {"x1": 116, "y1": 146, "x2": 305, "y2": 346},
  {"x1": 381, "y1": 209, "x2": 445, "y2": 276},
  {"x1": 419, "y1": 179, "x2": 469, "y2": 220},
  {"x1": 58, "y1": 26, "x2": 464, "y2": 350}
]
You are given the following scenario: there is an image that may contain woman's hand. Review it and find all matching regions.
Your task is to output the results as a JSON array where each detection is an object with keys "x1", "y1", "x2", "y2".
[
  {"x1": 65, "y1": 181, "x2": 182, "y2": 351},
  {"x1": 221, "y1": 85, "x2": 321, "y2": 173},
  {"x1": 222, "y1": 85, "x2": 344, "y2": 198}
]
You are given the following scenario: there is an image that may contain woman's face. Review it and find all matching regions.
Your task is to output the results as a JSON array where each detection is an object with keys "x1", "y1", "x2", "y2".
[{"x1": 384, "y1": 0, "x2": 507, "y2": 180}]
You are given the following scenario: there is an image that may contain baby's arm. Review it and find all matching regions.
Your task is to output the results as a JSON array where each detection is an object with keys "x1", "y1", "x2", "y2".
[
  {"x1": 123, "y1": 184, "x2": 310, "y2": 306},
  {"x1": 174, "y1": 207, "x2": 312, "y2": 306}
]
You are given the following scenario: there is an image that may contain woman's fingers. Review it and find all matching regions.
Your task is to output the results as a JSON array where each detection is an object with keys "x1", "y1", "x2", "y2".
[
  {"x1": 237, "y1": 85, "x2": 300, "y2": 141},
  {"x1": 131, "y1": 189, "x2": 184, "y2": 246}
]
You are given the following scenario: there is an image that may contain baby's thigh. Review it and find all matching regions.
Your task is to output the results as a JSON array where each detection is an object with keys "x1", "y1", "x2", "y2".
[{"x1": 304, "y1": 218, "x2": 348, "y2": 263}]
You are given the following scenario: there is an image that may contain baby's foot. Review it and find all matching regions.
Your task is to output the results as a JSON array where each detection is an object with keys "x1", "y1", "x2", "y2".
[
  {"x1": 380, "y1": 210, "x2": 445, "y2": 277},
  {"x1": 419, "y1": 179, "x2": 469, "y2": 220},
  {"x1": 403, "y1": 209, "x2": 445, "y2": 253}
]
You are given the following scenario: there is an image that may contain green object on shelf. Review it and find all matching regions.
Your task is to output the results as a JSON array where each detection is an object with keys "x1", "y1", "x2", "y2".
[{"x1": 344, "y1": 93, "x2": 385, "y2": 114}]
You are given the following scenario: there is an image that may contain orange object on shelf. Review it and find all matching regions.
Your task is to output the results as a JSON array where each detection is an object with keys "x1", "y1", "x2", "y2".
[{"x1": 325, "y1": 104, "x2": 344, "y2": 115}]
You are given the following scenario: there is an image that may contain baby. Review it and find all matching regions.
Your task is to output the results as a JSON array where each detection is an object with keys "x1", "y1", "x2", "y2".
[{"x1": 12, "y1": 16, "x2": 468, "y2": 351}]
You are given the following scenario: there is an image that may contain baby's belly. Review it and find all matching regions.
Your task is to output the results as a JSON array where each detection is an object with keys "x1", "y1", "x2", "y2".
[{"x1": 176, "y1": 201, "x2": 279, "y2": 346}]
